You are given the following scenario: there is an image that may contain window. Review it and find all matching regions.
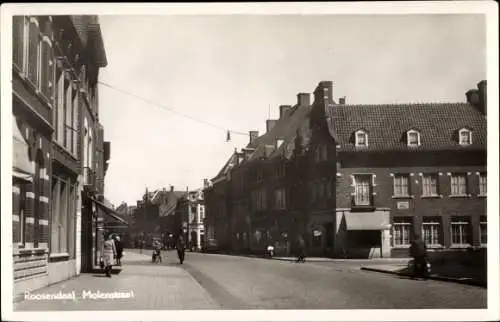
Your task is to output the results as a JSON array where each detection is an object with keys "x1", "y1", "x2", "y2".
[
  {"x1": 13, "y1": 182, "x2": 27, "y2": 245},
  {"x1": 72, "y1": 90, "x2": 78, "y2": 156},
  {"x1": 12, "y1": 16, "x2": 25, "y2": 70},
  {"x1": 407, "y1": 130, "x2": 421, "y2": 147},
  {"x1": 479, "y1": 218, "x2": 487, "y2": 245},
  {"x1": 27, "y1": 18, "x2": 40, "y2": 86},
  {"x1": 421, "y1": 218, "x2": 441, "y2": 246},
  {"x1": 253, "y1": 188, "x2": 267, "y2": 211},
  {"x1": 51, "y1": 176, "x2": 72, "y2": 254},
  {"x1": 355, "y1": 131, "x2": 368, "y2": 147},
  {"x1": 393, "y1": 174, "x2": 410, "y2": 197},
  {"x1": 392, "y1": 218, "x2": 412, "y2": 247},
  {"x1": 275, "y1": 188, "x2": 286, "y2": 210},
  {"x1": 451, "y1": 173, "x2": 468, "y2": 196},
  {"x1": 353, "y1": 174, "x2": 372, "y2": 206},
  {"x1": 55, "y1": 66, "x2": 64, "y2": 145},
  {"x1": 450, "y1": 217, "x2": 471, "y2": 246},
  {"x1": 459, "y1": 129, "x2": 472, "y2": 145},
  {"x1": 479, "y1": 173, "x2": 487, "y2": 196},
  {"x1": 40, "y1": 36, "x2": 53, "y2": 100},
  {"x1": 67, "y1": 184, "x2": 76, "y2": 258},
  {"x1": 422, "y1": 174, "x2": 439, "y2": 197},
  {"x1": 64, "y1": 76, "x2": 73, "y2": 150}
]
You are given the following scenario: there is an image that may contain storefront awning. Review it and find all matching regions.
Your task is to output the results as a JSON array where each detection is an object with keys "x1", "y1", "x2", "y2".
[
  {"x1": 13, "y1": 116, "x2": 34, "y2": 181},
  {"x1": 93, "y1": 198, "x2": 129, "y2": 227},
  {"x1": 345, "y1": 211, "x2": 390, "y2": 231}
]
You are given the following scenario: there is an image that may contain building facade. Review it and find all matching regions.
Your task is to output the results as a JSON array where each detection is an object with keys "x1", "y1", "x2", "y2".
[
  {"x1": 204, "y1": 80, "x2": 487, "y2": 260},
  {"x1": 11, "y1": 15, "x2": 116, "y2": 296},
  {"x1": 176, "y1": 188, "x2": 206, "y2": 251}
]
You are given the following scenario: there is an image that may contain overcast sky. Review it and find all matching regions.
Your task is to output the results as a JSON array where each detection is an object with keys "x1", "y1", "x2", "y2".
[{"x1": 97, "y1": 14, "x2": 486, "y2": 206}]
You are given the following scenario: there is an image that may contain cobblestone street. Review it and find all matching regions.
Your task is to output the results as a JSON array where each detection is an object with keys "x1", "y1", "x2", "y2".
[{"x1": 15, "y1": 249, "x2": 487, "y2": 311}]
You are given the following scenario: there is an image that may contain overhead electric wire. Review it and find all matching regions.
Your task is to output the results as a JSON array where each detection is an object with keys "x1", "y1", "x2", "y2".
[{"x1": 98, "y1": 81, "x2": 249, "y2": 137}]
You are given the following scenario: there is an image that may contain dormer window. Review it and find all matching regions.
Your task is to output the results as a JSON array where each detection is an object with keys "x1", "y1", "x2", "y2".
[
  {"x1": 459, "y1": 128, "x2": 472, "y2": 145},
  {"x1": 407, "y1": 130, "x2": 421, "y2": 147},
  {"x1": 355, "y1": 130, "x2": 368, "y2": 147}
]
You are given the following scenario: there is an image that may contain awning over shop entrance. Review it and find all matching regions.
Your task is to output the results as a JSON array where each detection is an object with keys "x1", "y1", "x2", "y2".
[
  {"x1": 12, "y1": 116, "x2": 34, "y2": 181},
  {"x1": 345, "y1": 211, "x2": 390, "y2": 231},
  {"x1": 93, "y1": 198, "x2": 129, "y2": 228}
]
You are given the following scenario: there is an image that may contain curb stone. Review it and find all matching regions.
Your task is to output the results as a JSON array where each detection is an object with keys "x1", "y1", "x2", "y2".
[{"x1": 360, "y1": 267, "x2": 486, "y2": 288}]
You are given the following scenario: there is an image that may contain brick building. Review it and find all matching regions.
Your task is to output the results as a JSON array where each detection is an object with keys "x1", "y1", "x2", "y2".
[
  {"x1": 11, "y1": 15, "x2": 119, "y2": 296},
  {"x1": 204, "y1": 79, "x2": 487, "y2": 259},
  {"x1": 306, "y1": 80, "x2": 487, "y2": 258},
  {"x1": 130, "y1": 186, "x2": 186, "y2": 248}
]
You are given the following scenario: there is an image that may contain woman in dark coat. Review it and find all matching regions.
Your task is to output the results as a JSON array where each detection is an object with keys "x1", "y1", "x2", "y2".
[{"x1": 114, "y1": 235, "x2": 123, "y2": 266}]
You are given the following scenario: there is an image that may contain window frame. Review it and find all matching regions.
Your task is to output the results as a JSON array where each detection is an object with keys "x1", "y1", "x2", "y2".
[
  {"x1": 450, "y1": 173, "x2": 468, "y2": 197},
  {"x1": 353, "y1": 174, "x2": 373, "y2": 206},
  {"x1": 421, "y1": 218, "x2": 442, "y2": 247},
  {"x1": 421, "y1": 173, "x2": 440, "y2": 197},
  {"x1": 392, "y1": 218, "x2": 412, "y2": 248},
  {"x1": 450, "y1": 217, "x2": 472, "y2": 248},
  {"x1": 407, "y1": 130, "x2": 421, "y2": 147},
  {"x1": 478, "y1": 172, "x2": 487, "y2": 196},
  {"x1": 479, "y1": 219, "x2": 487, "y2": 246},
  {"x1": 458, "y1": 128, "x2": 472, "y2": 146},
  {"x1": 393, "y1": 173, "x2": 411, "y2": 198},
  {"x1": 355, "y1": 130, "x2": 368, "y2": 147}
]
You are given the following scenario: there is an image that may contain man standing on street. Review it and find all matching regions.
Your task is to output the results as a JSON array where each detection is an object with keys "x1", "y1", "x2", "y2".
[
  {"x1": 409, "y1": 234, "x2": 428, "y2": 280},
  {"x1": 176, "y1": 234, "x2": 186, "y2": 264},
  {"x1": 296, "y1": 234, "x2": 306, "y2": 263}
]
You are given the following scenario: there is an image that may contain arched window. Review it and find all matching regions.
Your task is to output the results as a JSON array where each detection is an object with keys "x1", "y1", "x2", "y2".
[
  {"x1": 458, "y1": 128, "x2": 472, "y2": 145},
  {"x1": 407, "y1": 130, "x2": 421, "y2": 147},
  {"x1": 355, "y1": 130, "x2": 368, "y2": 147}
]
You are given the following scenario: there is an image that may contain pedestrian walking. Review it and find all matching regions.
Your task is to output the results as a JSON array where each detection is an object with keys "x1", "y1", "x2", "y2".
[
  {"x1": 101, "y1": 233, "x2": 117, "y2": 277},
  {"x1": 296, "y1": 234, "x2": 306, "y2": 263},
  {"x1": 153, "y1": 240, "x2": 162, "y2": 263},
  {"x1": 176, "y1": 234, "x2": 186, "y2": 264},
  {"x1": 114, "y1": 235, "x2": 123, "y2": 266},
  {"x1": 409, "y1": 234, "x2": 429, "y2": 280}
]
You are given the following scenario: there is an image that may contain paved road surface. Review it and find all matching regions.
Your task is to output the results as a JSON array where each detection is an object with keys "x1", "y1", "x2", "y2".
[{"x1": 14, "y1": 249, "x2": 486, "y2": 310}]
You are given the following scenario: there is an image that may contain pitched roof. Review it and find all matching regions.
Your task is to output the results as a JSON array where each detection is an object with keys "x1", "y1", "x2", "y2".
[
  {"x1": 247, "y1": 105, "x2": 311, "y2": 161},
  {"x1": 70, "y1": 15, "x2": 107, "y2": 67},
  {"x1": 326, "y1": 102, "x2": 486, "y2": 152},
  {"x1": 212, "y1": 151, "x2": 239, "y2": 181}
]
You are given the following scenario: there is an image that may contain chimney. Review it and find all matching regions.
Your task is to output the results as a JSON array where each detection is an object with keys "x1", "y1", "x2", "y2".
[
  {"x1": 297, "y1": 93, "x2": 311, "y2": 107},
  {"x1": 266, "y1": 119, "x2": 277, "y2": 133},
  {"x1": 477, "y1": 80, "x2": 487, "y2": 115},
  {"x1": 314, "y1": 81, "x2": 333, "y2": 105},
  {"x1": 279, "y1": 105, "x2": 292, "y2": 118},
  {"x1": 249, "y1": 131, "x2": 259, "y2": 144},
  {"x1": 338, "y1": 97, "x2": 346, "y2": 105}
]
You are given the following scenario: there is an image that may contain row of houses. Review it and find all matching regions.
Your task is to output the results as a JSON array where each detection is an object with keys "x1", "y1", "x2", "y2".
[
  {"x1": 11, "y1": 15, "x2": 126, "y2": 297},
  {"x1": 116, "y1": 185, "x2": 206, "y2": 250},
  {"x1": 203, "y1": 80, "x2": 487, "y2": 259}
]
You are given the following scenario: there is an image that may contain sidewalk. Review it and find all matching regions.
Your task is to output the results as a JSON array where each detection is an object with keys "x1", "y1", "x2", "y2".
[
  {"x1": 14, "y1": 251, "x2": 219, "y2": 310},
  {"x1": 361, "y1": 262, "x2": 486, "y2": 287}
]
